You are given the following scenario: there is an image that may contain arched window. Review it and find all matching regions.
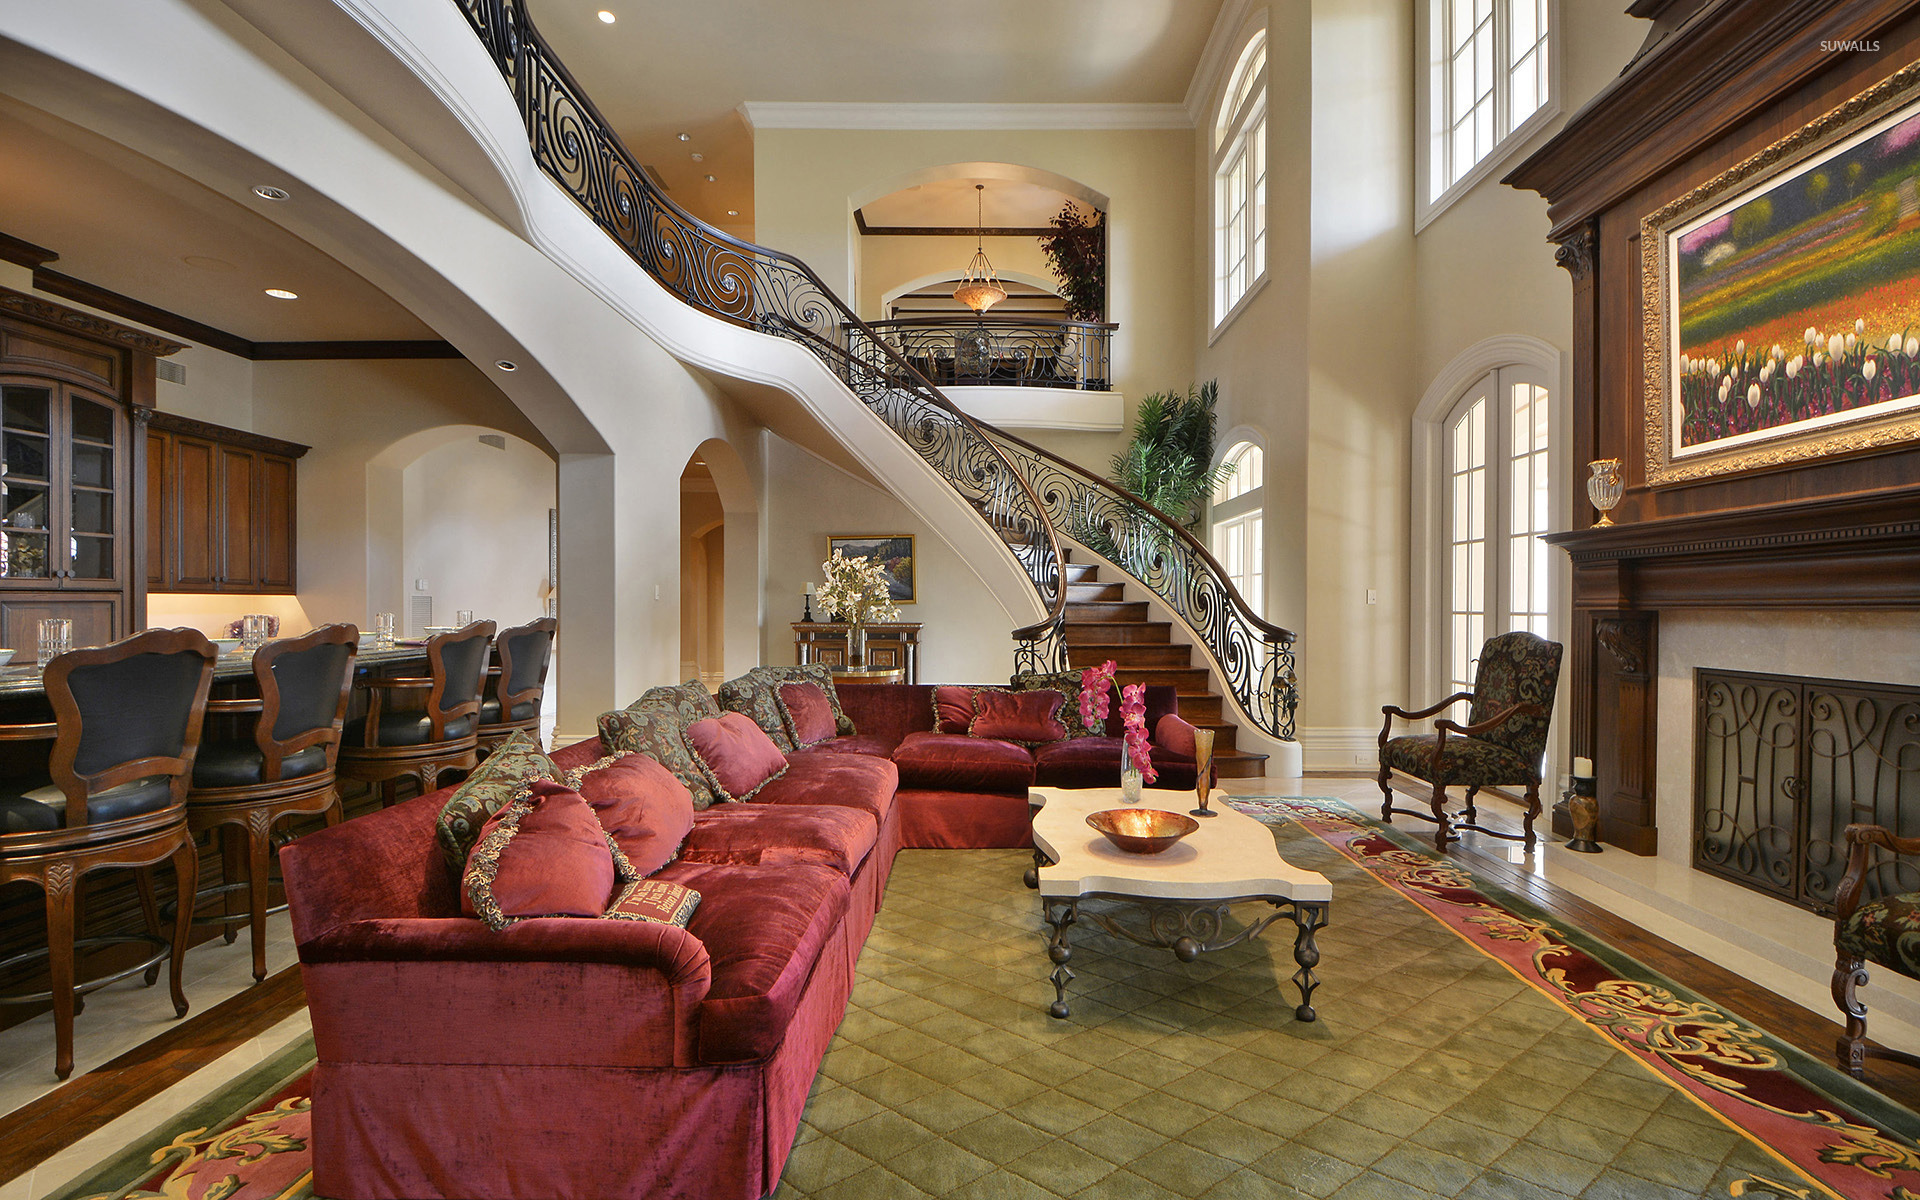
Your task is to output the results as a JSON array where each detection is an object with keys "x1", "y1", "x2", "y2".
[
  {"x1": 1211, "y1": 440, "x2": 1264, "y2": 613},
  {"x1": 1212, "y1": 28, "x2": 1267, "y2": 331},
  {"x1": 1442, "y1": 367, "x2": 1551, "y2": 701}
]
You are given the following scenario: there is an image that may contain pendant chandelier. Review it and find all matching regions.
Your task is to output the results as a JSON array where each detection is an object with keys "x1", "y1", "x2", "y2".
[{"x1": 952, "y1": 184, "x2": 1007, "y2": 314}]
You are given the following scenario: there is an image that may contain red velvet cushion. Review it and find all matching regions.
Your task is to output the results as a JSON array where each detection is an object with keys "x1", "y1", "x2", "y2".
[
  {"x1": 654, "y1": 861, "x2": 850, "y2": 1063},
  {"x1": 969, "y1": 688, "x2": 1067, "y2": 744},
  {"x1": 685, "y1": 712, "x2": 789, "y2": 802},
  {"x1": 754, "y1": 752, "x2": 899, "y2": 824},
  {"x1": 1155, "y1": 712, "x2": 1198, "y2": 758},
  {"x1": 892, "y1": 730, "x2": 1035, "y2": 792},
  {"x1": 932, "y1": 685, "x2": 976, "y2": 734},
  {"x1": 778, "y1": 682, "x2": 838, "y2": 748},
  {"x1": 574, "y1": 754, "x2": 694, "y2": 877},
  {"x1": 791, "y1": 733, "x2": 901, "y2": 759},
  {"x1": 461, "y1": 782, "x2": 617, "y2": 927},
  {"x1": 679, "y1": 804, "x2": 877, "y2": 875},
  {"x1": 1033, "y1": 736, "x2": 1197, "y2": 791}
]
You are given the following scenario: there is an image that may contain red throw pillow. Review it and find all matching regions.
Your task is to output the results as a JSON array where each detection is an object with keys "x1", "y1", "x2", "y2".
[
  {"x1": 573, "y1": 754, "x2": 695, "y2": 877},
  {"x1": 778, "y1": 682, "x2": 838, "y2": 748},
  {"x1": 1155, "y1": 712, "x2": 1198, "y2": 759},
  {"x1": 969, "y1": 688, "x2": 1067, "y2": 745},
  {"x1": 685, "y1": 711, "x2": 790, "y2": 802},
  {"x1": 462, "y1": 780, "x2": 620, "y2": 929},
  {"x1": 933, "y1": 685, "x2": 977, "y2": 734}
]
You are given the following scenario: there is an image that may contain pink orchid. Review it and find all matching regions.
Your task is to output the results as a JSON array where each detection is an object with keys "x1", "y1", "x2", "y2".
[
  {"x1": 1120, "y1": 682, "x2": 1156, "y2": 784},
  {"x1": 1079, "y1": 660, "x2": 1117, "y2": 732}
]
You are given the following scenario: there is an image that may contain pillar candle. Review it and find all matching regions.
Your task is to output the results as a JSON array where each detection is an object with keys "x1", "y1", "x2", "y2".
[
  {"x1": 1573, "y1": 756, "x2": 1593, "y2": 778},
  {"x1": 805, "y1": 583, "x2": 814, "y2": 595}
]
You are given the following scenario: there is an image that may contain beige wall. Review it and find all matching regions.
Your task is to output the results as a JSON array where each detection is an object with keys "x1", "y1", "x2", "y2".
[
  {"x1": 854, "y1": 235, "x2": 1057, "y2": 319},
  {"x1": 760, "y1": 433, "x2": 1016, "y2": 683},
  {"x1": 755, "y1": 127, "x2": 1194, "y2": 472},
  {"x1": 401, "y1": 430, "x2": 556, "y2": 634}
]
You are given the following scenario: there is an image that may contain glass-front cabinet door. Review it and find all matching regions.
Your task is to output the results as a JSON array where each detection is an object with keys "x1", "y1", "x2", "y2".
[{"x1": 0, "y1": 379, "x2": 125, "y2": 589}]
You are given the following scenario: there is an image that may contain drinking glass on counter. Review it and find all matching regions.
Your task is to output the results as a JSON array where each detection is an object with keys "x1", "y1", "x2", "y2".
[
  {"x1": 373, "y1": 612, "x2": 396, "y2": 646},
  {"x1": 37, "y1": 617, "x2": 71, "y2": 667},
  {"x1": 455, "y1": 609, "x2": 475, "y2": 626},
  {"x1": 241, "y1": 614, "x2": 271, "y2": 651}
]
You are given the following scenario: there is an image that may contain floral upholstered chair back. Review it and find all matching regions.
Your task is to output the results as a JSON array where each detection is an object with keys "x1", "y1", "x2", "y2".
[{"x1": 1465, "y1": 631, "x2": 1563, "y2": 776}]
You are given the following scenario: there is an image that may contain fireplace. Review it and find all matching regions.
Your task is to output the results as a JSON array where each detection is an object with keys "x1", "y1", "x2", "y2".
[{"x1": 1694, "y1": 667, "x2": 1920, "y2": 915}]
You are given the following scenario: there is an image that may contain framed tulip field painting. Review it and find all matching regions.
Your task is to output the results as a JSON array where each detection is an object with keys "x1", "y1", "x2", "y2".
[{"x1": 1643, "y1": 64, "x2": 1920, "y2": 484}]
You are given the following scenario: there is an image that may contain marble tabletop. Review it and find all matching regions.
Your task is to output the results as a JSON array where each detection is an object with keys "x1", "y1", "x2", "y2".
[
  {"x1": 1029, "y1": 786, "x2": 1332, "y2": 904},
  {"x1": 0, "y1": 640, "x2": 430, "y2": 697}
]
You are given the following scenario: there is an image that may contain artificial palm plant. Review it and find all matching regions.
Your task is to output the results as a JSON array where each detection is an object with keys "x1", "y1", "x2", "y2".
[{"x1": 1109, "y1": 381, "x2": 1231, "y2": 531}]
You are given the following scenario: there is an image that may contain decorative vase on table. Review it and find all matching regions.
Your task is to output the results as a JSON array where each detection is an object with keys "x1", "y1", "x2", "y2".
[
  {"x1": 847, "y1": 618, "x2": 866, "y2": 669},
  {"x1": 1120, "y1": 739, "x2": 1144, "y2": 804},
  {"x1": 816, "y1": 550, "x2": 898, "y2": 676}
]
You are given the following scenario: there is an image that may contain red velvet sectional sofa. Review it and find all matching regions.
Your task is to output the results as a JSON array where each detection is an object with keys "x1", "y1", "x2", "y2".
[{"x1": 280, "y1": 681, "x2": 1201, "y2": 1200}]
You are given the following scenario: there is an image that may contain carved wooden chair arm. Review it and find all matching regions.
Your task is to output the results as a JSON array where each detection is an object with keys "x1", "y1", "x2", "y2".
[
  {"x1": 0, "y1": 722, "x2": 59, "y2": 741},
  {"x1": 1834, "y1": 824, "x2": 1920, "y2": 925},
  {"x1": 1434, "y1": 702, "x2": 1541, "y2": 740},
  {"x1": 1379, "y1": 693, "x2": 1476, "y2": 748}
]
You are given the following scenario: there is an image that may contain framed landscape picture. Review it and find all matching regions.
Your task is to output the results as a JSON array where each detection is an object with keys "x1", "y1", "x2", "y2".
[
  {"x1": 1642, "y1": 65, "x2": 1920, "y2": 484},
  {"x1": 826, "y1": 534, "x2": 915, "y2": 605}
]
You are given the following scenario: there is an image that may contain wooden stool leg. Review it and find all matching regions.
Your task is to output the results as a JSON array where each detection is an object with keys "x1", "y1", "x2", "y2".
[
  {"x1": 1429, "y1": 779, "x2": 1453, "y2": 850},
  {"x1": 168, "y1": 838, "x2": 197, "y2": 1019},
  {"x1": 220, "y1": 827, "x2": 245, "y2": 944},
  {"x1": 44, "y1": 864, "x2": 78, "y2": 1080},
  {"x1": 134, "y1": 867, "x2": 162, "y2": 988},
  {"x1": 247, "y1": 814, "x2": 273, "y2": 984},
  {"x1": 379, "y1": 779, "x2": 398, "y2": 809}
]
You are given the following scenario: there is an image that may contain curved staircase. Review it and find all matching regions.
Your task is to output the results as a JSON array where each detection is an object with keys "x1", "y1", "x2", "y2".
[{"x1": 452, "y1": 0, "x2": 1296, "y2": 763}]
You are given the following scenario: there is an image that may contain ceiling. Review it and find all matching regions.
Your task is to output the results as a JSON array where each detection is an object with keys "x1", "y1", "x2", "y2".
[
  {"x1": 860, "y1": 178, "x2": 1088, "y2": 230},
  {"x1": 0, "y1": 96, "x2": 436, "y2": 343},
  {"x1": 533, "y1": 0, "x2": 1220, "y2": 234}
]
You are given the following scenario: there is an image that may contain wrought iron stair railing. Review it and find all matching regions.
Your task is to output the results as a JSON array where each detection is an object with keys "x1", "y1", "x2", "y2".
[{"x1": 451, "y1": 0, "x2": 1296, "y2": 739}]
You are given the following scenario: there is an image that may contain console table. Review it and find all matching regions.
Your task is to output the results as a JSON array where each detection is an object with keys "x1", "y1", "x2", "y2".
[{"x1": 793, "y1": 621, "x2": 921, "y2": 683}]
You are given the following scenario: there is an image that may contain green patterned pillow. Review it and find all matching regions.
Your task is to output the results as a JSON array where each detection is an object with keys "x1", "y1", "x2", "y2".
[
  {"x1": 1014, "y1": 670, "x2": 1093, "y2": 739},
  {"x1": 637, "y1": 679, "x2": 719, "y2": 724},
  {"x1": 598, "y1": 702, "x2": 720, "y2": 810},
  {"x1": 435, "y1": 729, "x2": 554, "y2": 881}
]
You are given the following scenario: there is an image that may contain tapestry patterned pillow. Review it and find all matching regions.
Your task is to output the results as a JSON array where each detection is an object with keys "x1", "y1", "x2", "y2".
[
  {"x1": 461, "y1": 781, "x2": 627, "y2": 931},
  {"x1": 598, "y1": 703, "x2": 720, "y2": 811},
  {"x1": 718, "y1": 672, "x2": 796, "y2": 752},
  {"x1": 435, "y1": 728, "x2": 554, "y2": 882},
  {"x1": 1013, "y1": 670, "x2": 1093, "y2": 739},
  {"x1": 605, "y1": 878, "x2": 701, "y2": 927},
  {"x1": 636, "y1": 679, "x2": 719, "y2": 724}
]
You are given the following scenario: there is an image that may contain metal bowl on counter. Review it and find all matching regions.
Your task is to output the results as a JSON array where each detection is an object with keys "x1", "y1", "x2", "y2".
[{"x1": 1085, "y1": 808, "x2": 1199, "y2": 855}]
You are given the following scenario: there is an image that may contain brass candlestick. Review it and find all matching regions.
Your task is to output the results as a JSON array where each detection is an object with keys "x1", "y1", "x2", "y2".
[{"x1": 1190, "y1": 727, "x2": 1217, "y2": 817}]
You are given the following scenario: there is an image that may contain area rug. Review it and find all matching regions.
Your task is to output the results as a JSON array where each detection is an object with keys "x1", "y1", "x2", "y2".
[
  {"x1": 1231, "y1": 795, "x2": 1920, "y2": 1200},
  {"x1": 39, "y1": 801, "x2": 1920, "y2": 1200}
]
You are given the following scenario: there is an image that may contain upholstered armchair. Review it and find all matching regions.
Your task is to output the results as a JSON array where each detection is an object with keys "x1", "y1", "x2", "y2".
[
  {"x1": 1378, "y1": 630, "x2": 1562, "y2": 850},
  {"x1": 1832, "y1": 823, "x2": 1920, "y2": 1079}
]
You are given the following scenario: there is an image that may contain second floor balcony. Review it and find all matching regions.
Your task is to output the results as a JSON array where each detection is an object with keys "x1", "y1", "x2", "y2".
[{"x1": 867, "y1": 316, "x2": 1115, "y2": 392}]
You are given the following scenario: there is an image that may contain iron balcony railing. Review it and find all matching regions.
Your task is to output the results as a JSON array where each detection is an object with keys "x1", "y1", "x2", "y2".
[
  {"x1": 862, "y1": 317, "x2": 1115, "y2": 392},
  {"x1": 451, "y1": 0, "x2": 1297, "y2": 738}
]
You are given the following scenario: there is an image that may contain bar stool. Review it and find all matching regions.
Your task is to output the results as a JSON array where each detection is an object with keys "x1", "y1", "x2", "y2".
[
  {"x1": 338, "y1": 621, "x2": 494, "y2": 805},
  {"x1": 0, "y1": 628, "x2": 217, "y2": 1079},
  {"x1": 181, "y1": 624, "x2": 358, "y2": 983},
  {"x1": 477, "y1": 617, "x2": 556, "y2": 753}
]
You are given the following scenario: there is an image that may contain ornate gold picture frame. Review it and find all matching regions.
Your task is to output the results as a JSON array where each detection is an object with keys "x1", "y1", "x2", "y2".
[
  {"x1": 1642, "y1": 63, "x2": 1920, "y2": 486},
  {"x1": 825, "y1": 534, "x2": 915, "y2": 604}
]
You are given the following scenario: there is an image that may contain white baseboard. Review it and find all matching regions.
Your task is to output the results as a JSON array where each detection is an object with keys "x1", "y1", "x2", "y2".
[{"x1": 1298, "y1": 726, "x2": 1380, "y2": 772}]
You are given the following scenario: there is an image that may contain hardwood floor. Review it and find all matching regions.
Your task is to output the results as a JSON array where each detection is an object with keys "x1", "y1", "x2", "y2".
[{"x1": 3, "y1": 774, "x2": 1916, "y2": 1187}]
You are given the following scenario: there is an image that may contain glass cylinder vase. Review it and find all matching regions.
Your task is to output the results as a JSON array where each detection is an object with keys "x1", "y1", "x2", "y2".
[
  {"x1": 1120, "y1": 739, "x2": 1144, "y2": 803},
  {"x1": 847, "y1": 618, "x2": 866, "y2": 668}
]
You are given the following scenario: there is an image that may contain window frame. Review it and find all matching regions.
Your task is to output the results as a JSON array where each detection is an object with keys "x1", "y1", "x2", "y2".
[
  {"x1": 1210, "y1": 437, "x2": 1266, "y2": 616},
  {"x1": 1414, "y1": 0, "x2": 1562, "y2": 233},
  {"x1": 1210, "y1": 27, "x2": 1269, "y2": 337}
]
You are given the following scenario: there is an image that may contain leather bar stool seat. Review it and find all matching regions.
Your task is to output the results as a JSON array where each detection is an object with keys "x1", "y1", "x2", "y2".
[
  {"x1": 338, "y1": 621, "x2": 494, "y2": 806},
  {"x1": 0, "y1": 777, "x2": 175, "y2": 833},
  {"x1": 478, "y1": 697, "x2": 539, "y2": 724},
  {"x1": 345, "y1": 711, "x2": 475, "y2": 748},
  {"x1": 191, "y1": 743, "x2": 329, "y2": 789}
]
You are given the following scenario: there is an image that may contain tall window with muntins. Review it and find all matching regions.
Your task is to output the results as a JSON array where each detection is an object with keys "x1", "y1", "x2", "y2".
[
  {"x1": 1211, "y1": 440, "x2": 1264, "y2": 614},
  {"x1": 1444, "y1": 368, "x2": 1551, "y2": 709},
  {"x1": 1213, "y1": 30, "x2": 1267, "y2": 329},
  {"x1": 1428, "y1": 0, "x2": 1553, "y2": 207}
]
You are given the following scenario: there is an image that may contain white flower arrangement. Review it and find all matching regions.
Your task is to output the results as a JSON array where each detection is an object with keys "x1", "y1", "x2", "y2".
[{"x1": 816, "y1": 552, "x2": 900, "y2": 625}]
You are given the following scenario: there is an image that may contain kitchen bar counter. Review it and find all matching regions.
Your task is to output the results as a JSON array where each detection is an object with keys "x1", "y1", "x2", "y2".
[{"x1": 0, "y1": 641, "x2": 430, "y2": 698}]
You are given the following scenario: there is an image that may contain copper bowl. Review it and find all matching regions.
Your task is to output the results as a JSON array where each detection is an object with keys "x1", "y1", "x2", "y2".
[{"x1": 1086, "y1": 808, "x2": 1200, "y2": 855}]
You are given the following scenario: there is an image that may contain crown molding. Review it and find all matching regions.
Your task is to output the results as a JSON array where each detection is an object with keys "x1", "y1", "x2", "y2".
[
  {"x1": 1183, "y1": 0, "x2": 1259, "y2": 123},
  {"x1": 737, "y1": 101, "x2": 1192, "y2": 132}
]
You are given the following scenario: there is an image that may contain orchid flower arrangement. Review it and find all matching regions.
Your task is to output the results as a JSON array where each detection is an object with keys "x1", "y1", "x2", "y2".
[
  {"x1": 1079, "y1": 660, "x2": 1117, "y2": 732},
  {"x1": 1120, "y1": 682, "x2": 1157, "y2": 784},
  {"x1": 815, "y1": 552, "x2": 901, "y2": 626}
]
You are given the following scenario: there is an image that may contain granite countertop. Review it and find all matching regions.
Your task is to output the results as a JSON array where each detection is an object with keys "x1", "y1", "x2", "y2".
[{"x1": 0, "y1": 640, "x2": 430, "y2": 697}]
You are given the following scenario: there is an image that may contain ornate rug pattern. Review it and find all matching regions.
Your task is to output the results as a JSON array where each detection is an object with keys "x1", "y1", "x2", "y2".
[
  {"x1": 38, "y1": 796, "x2": 1920, "y2": 1200},
  {"x1": 1231, "y1": 796, "x2": 1920, "y2": 1200}
]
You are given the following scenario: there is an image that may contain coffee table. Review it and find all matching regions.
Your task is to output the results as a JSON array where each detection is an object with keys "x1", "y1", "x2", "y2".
[{"x1": 1026, "y1": 787, "x2": 1333, "y2": 1021}]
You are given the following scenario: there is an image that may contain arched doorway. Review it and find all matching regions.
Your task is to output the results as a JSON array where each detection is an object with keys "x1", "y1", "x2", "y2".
[{"x1": 680, "y1": 438, "x2": 759, "y2": 682}]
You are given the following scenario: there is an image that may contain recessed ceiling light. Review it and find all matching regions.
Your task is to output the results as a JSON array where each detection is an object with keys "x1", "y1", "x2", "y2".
[
  {"x1": 727, "y1": 210, "x2": 740, "y2": 216},
  {"x1": 251, "y1": 184, "x2": 290, "y2": 201},
  {"x1": 264, "y1": 288, "x2": 298, "y2": 299},
  {"x1": 676, "y1": 132, "x2": 691, "y2": 142},
  {"x1": 704, "y1": 174, "x2": 715, "y2": 183},
  {"x1": 597, "y1": 9, "x2": 615, "y2": 22},
  {"x1": 690, "y1": 153, "x2": 704, "y2": 162},
  {"x1": 494, "y1": 359, "x2": 518, "y2": 372}
]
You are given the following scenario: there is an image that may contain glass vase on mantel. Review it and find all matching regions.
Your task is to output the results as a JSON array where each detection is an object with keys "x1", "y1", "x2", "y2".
[
  {"x1": 846, "y1": 616, "x2": 866, "y2": 668},
  {"x1": 1120, "y1": 739, "x2": 1144, "y2": 803}
]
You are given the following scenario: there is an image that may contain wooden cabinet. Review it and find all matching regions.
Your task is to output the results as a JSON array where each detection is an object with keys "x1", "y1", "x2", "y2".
[
  {"x1": 792, "y1": 622, "x2": 922, "y2": 682},
  {"x1": 0, "y1": 292, "x2": 167, "y2": 645},
  {"x1": 147, "y1": 412, "x2": 305, "y2": 595}
]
